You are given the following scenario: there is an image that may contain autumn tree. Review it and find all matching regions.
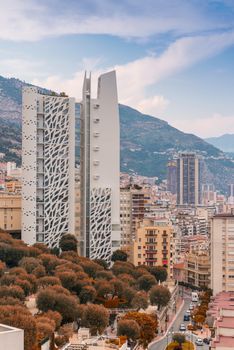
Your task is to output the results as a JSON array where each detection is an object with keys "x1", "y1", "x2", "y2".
[
  {"x1": 82, "y1": 304, "x2": 109, "y2": 335},
  {"x1": 37, "y1": 276, "x2": 61, "y2": 289},
  {"x1": 59, "y1": 234, "x2": 78, "y2": 252},
  {"x1": 111, "y1": 250, "x2": 128, "y2": 262},
  {"x1": 95, "y1": 280, "x2": 115, "y2": 298},
  {"x1": 172, "y1": 333, "x2": 186, "y2": 346},
  {"x1": 0, "y1": 260, "x2": 5, "y2": 277},
  {"x1": 79, "y1": 285, "x2": 97, "y2": 304},
  {"x1": 0, "y1": 285, "x2": 25, "y2": 301},
  {"x1": 123, "y1": 311, "x2": 157, "y2": 348},
  {"x1": 38, "y1": 253, "x2": 62, "y2": 274},
  {"x1": 36, "y1": 288, "x2": 79, "y2": 322},
  {"x1": 0, "y1": 305, "x2": 37, "y2": 350},
  {"x1": 138, "y1": 274, "x2": 156, "y2": 292},
  {"x1": 131, "y1": 292, "x2": 148, "y2": 310},
  {"x1": 149, "y1": 285, "x2": 171, "y2": 310},
  {"x1": 19, "y1": 256, "x2": 42, "y2": 274},
  {"x1": 56, "y1": 270, "x2": 77, "y2": 291},
  {"x1": 149, "y1": 266, "x2": 168, "y2": 282},
  {"x1": 117, "y1": 319, "x2": 140, "y2": 341}
]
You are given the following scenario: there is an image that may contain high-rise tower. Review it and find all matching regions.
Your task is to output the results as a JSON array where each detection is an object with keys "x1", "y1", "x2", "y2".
[
  {"x1": 22, "y1": 87, "x2": 75, "y2": 247},
  {"x1": 80, "y1": 71, "x2": 121, "y2": 261},
  {"x1": 176, "y1": 152, "x2": 201, "y2": 206}
]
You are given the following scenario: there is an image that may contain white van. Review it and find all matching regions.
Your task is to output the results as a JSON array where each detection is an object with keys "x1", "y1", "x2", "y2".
[{"x1": 191, "y1": 292, "x2": 199, "y2": 302}]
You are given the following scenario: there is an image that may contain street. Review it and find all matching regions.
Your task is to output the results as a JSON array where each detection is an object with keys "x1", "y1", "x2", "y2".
[{"x1": 148, "y1": 296, "x2": 209, "y2": 350}]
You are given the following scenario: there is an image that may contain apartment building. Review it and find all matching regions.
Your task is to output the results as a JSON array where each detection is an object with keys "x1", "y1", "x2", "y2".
[
  {"x1": 0, "y1": 193, "x2": 21, "y2": 235},
  {"x1": 22, "y1": 87, "x2": 75, "y2": 247},
  {"x1": 132, "y1": 218, "x2": 173, "y2": 278},
  {"x1": 184, "y1": 250, "x2": 210, "y2": 288},
  {"x1": 211, "y1": 214, "x2": 234, "y2": 295},
  {"x1": 80, "y1": 71, "x2": 121, "y2": 262},
  {"x1": 0, "y1": 324, "x2": 23, "y2": 350}
]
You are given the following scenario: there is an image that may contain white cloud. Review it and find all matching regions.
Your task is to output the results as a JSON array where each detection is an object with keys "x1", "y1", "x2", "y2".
[
  {"x1": 137, "y1": 95, "x2": 170, "y2": 114},
  {"x1": 0, "y1": 58, "x2": 45, "y2": 80},
  {"x1": 33, "y1": 30, "x2": 234, "y2": 115},
  {"x1": 0, "y1": 0, "x2": 233, "y2": 41},
  {"x1": 172, "y1": 113, "x2": 234, "y2": 138}
]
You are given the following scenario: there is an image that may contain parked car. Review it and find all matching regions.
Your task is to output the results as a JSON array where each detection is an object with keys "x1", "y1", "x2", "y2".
[
  {"x1": 179, "y1": 323, "x2": 186, "y2": 332},
  {"x1": 183, "y1": 314, "x2": 190, "y2": 321},
  {"x1": 189, "y1": 304, "x2": 194, "y2": 310},
  {"x1": 203, "y1": 337, "x2": 211, "y2": 344},
  {"x1": 186, "y1": 309, "x2": 191, "y2": 315},
  {"x1": 195, "y1": 338, "x2": 203, "y2": 346}
]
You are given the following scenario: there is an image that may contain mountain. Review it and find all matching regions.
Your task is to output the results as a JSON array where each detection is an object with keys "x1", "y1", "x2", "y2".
[
  {"x1": 205, "y1": 134, "x2": 234, "y2": 153},
  {"x1": 0, "y1": 75, "x2": 233, "y2": 192}
]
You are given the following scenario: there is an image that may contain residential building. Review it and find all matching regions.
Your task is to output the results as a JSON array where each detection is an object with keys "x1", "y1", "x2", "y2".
[
  {"x1": 80, "y1": 71, "x2": 121, "y2": 262},
  {"x1": 132, "y1": 218, "x2": 173, "y2": 279},
  {"x1": 176, "y1": 152, "x2": 202, "y2": 206},
  {"x1": 202, "y1": 184, "x2": 217, "y2": 205},
  {"x1": 184, "y1": 250, "x2": 210, "y2": 288},
  {"x1": 228, "y1": 184, "x2": 234, "y2": 204},
  {"x1": 120, "y1": 188, "x2": 132, "y2": 256},
  {"x1": 211, "y1": 214, "x2": 234, "y2": 295},
  {"x1": 0, "y1": 193, "x2": 21, "y2": 236},
  {"x1": 22, "y1": 87, "x2": 75, "y2": 247},
  {"x1": 0, "y1": 323, "x2": 24, "y2": 350},
  {"x1": 167, "y1": 160, "x2": 177, "y2": 194},
  {"x1": 207, "y1": 292, "x2": 234, "y2": 349}
]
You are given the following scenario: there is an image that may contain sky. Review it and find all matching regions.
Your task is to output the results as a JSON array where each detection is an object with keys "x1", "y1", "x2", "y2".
[{"x1": 1, "y1": 0, "x2": 234, "y2": 138}]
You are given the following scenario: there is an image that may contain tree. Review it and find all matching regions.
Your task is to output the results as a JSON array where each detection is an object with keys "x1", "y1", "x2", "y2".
[
  {"x1": 111, "y1": 250, "x2": 128, "y2": 262},
  {"x1": 0, "y1": 260, "x2": 5, "y2": 277},
  {"x1": 138, "y1": 274, "x2": 156, "y2": 292},
  {"x1": 82, "y1": 304, "x2": 109, "y2": 335},
  {"x1": 95, "y1": 280, "x2": 115, "y2": 298},
  {"x1": 80, "y1": 260, "x2": 102, "y2": 278},
  {"x1": 94, "y1": 259, "x2": 109, "y2": 270},
  {"x1": 36, "y1": 288, "x2": 79, "y2": 322},
  {"x1": 79, "y1": 286, "x2": 97, "y2": 304},
  {"x1": 38, "y1": 253, "x2": 61, "y2": 274},
  {"x1": 149, "y1": 285, "x2": 171, "y2": 310},
  {"x1": 123, "y1": 311, "x2": 157, "y2": 348},
  {"x1": 172, "y1": 333, "x2": 186, "y2": 345},
  {"x1": 19, "y1": 257, "x2": 42, "y2": 274},
  {"x1": 0, "y1": 285, "x2": 25, "y2": 301},
  {"x1": 149, "y1": 266, "x2": 168, "y2": 282},
  {"x1": 56, "y1": 271, "x2": 77, "y2": 291},
  {"x1": 37, "y1": 276, "x2": 61, "y2": 289},
  {"x1": 0, "y1": 305, "x2": 37, "y2": 350},
  {"x1": 59, "y1": 234, "x2": 78, "y2": 252},
  {"x1": 117, "y1": 319, "x2": 140, "y2": 341},
  {"x1": 131, "y1": 292, "x2": 148, "y2": 310},
  {"x1": 112, "y1": 261, "x2": 135, "y2": 276},
  {"x1": 96, "y1": 270, "x2": 114, "y2": 280}
]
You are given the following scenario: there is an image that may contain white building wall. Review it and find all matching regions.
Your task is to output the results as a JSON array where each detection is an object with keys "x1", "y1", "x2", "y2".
[
  {"x1": 22, "y1": 87, "x2": 75, "y2": 247},
  {"x1": 0, "y1": 324, "x2": 24, "y2": 350},
  {"x1": 80, "y1": 71, "x2": 120, "y2": 261}
]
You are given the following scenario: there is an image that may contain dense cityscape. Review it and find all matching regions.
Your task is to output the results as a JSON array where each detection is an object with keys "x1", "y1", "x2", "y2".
[{"x1": 1, "y1": 2, "x2": 234, "y2": 350}]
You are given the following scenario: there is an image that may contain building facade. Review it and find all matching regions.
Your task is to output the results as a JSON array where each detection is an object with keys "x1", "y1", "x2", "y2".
[
  {"x1": 80, "y1": 71, "x2": 121, "y2": 262},
  {"x1": 167, "y1": 160, "x2": 177, "y2": 194},
  {"x1": 184, "y1": 251, "x2": 210, "y2": 288},
  {"x1": 177, "y1": 152, "x2": 201, "y2": 206},
  {"x1": 22, "y1": 87, "x2": 75, "y2": 247},
  {"x1": 132, "y1": 218, "x2": 173, "y2": 279},
  {"x1": 0, "y1": 193, "x2": 21, "y2": 235},
  {"x1": 211, "y1": 214, "x2": 234, "y2": 295}
]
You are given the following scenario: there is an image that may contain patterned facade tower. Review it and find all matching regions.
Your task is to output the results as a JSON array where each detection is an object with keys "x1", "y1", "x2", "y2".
[
  {"x1": 80, "y1": 71, "x2": 121, "y2": 262},
  {"x1": 22, "y1": 87, "x2": 75, "y2": 247}
]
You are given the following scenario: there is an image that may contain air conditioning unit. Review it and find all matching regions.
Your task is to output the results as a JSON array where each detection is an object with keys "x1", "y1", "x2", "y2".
[
  {"x1": 93, "y1": 160, "x2": 100, "y2": 166},
  {"x1": 93, "y1": 132, "x2": 100, "y2": 137},
  {"x1": 94, "y1": 118, "x2": 100, "y2": 123},
  {"x1": 93, "y1": 175, "x2": 100, "y2": 180},
  {"x1": 93, "y1": 146, "x2": 99, "y2": 151}
]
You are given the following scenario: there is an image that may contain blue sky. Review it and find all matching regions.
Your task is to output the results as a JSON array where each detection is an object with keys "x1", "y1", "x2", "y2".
[{"x1": 1, "y1": 0, "x2": 234, "y2": 137}]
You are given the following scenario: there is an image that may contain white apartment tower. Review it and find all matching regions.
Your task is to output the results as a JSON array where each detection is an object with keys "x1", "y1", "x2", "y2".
[
  {"x1": 80, "y1": 71, "x2": 121, "y2": 261},
  {"x1": 22, "y1": 87, "x2": 75, "y2": 247}
]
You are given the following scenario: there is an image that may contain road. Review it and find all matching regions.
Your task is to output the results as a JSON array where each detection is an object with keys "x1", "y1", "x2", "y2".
[{"x1": 148, "y1": 296, "x2": 209, "y2": 350}]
